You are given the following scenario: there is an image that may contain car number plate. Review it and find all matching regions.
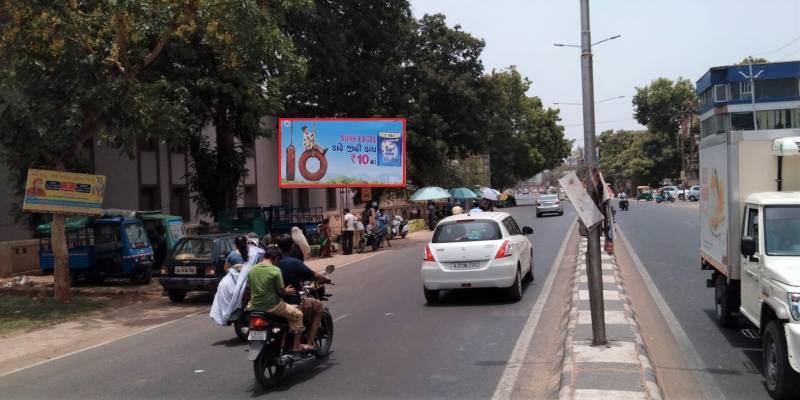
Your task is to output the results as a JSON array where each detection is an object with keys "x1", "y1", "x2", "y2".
[
  {"x1": 174, "y1": 266, "x2": 196, "y2": 275},
  {"x1": 451, "y1": 262, "x2": 480, "y2": 270},
  {"x1": 248, "y1": 330, "x2": 267, "y2": 341}
]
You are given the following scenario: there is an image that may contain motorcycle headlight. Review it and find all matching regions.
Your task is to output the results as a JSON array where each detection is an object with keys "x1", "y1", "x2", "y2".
[{"x1": 788, "y1": 293, "x2": 800, "y2": 321}]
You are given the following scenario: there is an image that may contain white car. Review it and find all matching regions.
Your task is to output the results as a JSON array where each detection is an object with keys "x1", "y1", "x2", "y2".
[
  {"x1": 687, "y1": 185, "x2": 699, "y2": 201},
  {"x1": 421, "y1": 212, "x2": 534, "y2": 304}
]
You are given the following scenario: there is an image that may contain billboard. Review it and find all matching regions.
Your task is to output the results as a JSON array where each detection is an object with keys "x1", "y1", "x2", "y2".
[
  {"x1": 22, "y1": 169, "x2": 106, "y2": 215},
  {"x1": 279, "y1": 118, "x2": 406, "y2": 188}
]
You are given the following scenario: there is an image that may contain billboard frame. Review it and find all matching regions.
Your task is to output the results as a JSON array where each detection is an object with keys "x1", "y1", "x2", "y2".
[{"x1": 277, "y1": 117, "x2": 407, "y2": 189}]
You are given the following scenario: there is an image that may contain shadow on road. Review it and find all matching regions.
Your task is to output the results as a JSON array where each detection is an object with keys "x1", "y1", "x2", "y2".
[
  {"x1": 426, "y1": 282, "x2": 534, "y2": 307},
  {"x1": 249, "y1": 356, "x2": 338, "y2": 397},
  {"x1": 212, "y1": 336, "x2": 246, "y2": 347}
]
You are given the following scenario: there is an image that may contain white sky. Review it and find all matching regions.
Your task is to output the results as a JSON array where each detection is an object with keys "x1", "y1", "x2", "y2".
[{"x1": 409, "y1": 0, "x2": 800, "y2": 148}]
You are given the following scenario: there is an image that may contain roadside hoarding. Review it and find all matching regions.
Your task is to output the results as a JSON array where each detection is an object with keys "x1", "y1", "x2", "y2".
[
  {"x1": 279, "y1": 118, "x2": 406, "y2": 188},
  {"x1": 22, "y1": 169, "x2": 106, "y2": 215},
  {"x1": 558, "y1": 171, "x2": 603, "y2": 228}
]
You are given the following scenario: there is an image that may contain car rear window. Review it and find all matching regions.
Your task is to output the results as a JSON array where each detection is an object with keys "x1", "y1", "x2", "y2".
[
  {"x1": 432, "y1": 220, "x2": 502, "y2": 243},
  {"x1": 171, "y1": 239, "x2": 215, "y2": 261},
  {"x1": 539, "y1": 195, "x2": 557, "y2": 201}
]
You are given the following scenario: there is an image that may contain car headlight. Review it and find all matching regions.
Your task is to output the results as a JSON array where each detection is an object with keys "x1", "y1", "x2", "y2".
[{"x1": 788, "y1": 293, "x2": 800, "y2": 321}]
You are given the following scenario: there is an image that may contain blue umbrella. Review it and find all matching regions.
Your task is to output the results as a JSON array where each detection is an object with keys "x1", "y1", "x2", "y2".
[
  {"x1": 409, "y1": 186, "x2": 452, "y2": 202},
  {"x1": 450, "y1": 187, "x2": 479, "y2": 200}
]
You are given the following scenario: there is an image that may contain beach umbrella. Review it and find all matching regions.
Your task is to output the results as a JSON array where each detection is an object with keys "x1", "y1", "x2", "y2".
[
  {"x1": 479, "y1": 187, "x2": 499, "y2": 201},
  {"x1": 409, "y1": 186, "x2": 452, "y2": 202},
  {"x1": 450, "y1": 187, "x2": 479, "y2": 200}
]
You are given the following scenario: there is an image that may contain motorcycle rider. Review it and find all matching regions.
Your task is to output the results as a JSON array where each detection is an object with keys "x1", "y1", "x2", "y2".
[
  {"x1": 276, "y1": 235, "x2": 329, "y2": 350},
  {"x1": 246, "y1": 247, "x2": 312, "y2": 353},
  {"x1": 376, "y1": 209, "x2": 391, "y2": 247}
]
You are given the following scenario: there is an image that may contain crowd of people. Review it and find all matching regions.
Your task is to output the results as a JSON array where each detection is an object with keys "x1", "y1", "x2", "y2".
[{"x1": 425, "y1": 199, "x2": 494, "y2": 231}]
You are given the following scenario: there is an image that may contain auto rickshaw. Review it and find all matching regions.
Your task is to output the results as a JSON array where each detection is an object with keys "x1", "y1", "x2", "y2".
[
  {"x1": 139, "y1": 212, "x2": 186, "y2": 269},
  {"x1": 636, "y1": 186, "x2": 653, "y2": 201},
  {"x1": 37, "y1": 215, "x2": 154, "y2": 284}
]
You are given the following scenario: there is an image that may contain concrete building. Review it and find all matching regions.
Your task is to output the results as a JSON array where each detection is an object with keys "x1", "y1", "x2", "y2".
[
  {"x1": 697, "y1": 60, "x2": 800, "y2": 136},
  {"x1": 0, "y1": 120, "x2": 351, "y2": 241}
]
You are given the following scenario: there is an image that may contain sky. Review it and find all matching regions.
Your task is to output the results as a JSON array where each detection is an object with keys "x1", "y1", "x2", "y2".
[{"x1": 409, "y1": 0, "x2": 800, "y2": 149}]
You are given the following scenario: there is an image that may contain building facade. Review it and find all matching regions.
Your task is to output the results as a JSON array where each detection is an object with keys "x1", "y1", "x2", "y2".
[{"x1": 697, "y1": 60, "x2": 800, "y2": 137}]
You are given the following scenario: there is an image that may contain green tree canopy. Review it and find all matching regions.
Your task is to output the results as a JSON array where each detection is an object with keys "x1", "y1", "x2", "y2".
[
  {"x1": 632, "y1": 77, "x2": 698, "y2": 137},
  {"x1": 483, "y1": 67, "x2": 571, "y2": 190},
  {"x1": 738, "y1": 57, "x2": 768, "y2": 65}
]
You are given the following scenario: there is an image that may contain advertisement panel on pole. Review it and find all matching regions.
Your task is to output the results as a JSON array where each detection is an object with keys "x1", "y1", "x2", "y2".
[
  {"x1": 279, "y1": 118, "x2": 406, "y2": 188},
  {"x1": 22, "y1": 169, "x2": 106, "y2": 215}
]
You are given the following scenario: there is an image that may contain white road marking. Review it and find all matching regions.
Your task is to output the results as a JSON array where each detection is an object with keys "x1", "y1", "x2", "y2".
[
  {"x1": 0, "y1": 310, "x2": 205, "y2": 379},
  {"x1": 333, "y1": 313, "x2": 349, "y2": 323},
  {"x1": 491, "y1": 216, "x2": 578, "y2": 400},
  {"x1": 616, "y1": 228, "x2": 725, "y2": 400}
]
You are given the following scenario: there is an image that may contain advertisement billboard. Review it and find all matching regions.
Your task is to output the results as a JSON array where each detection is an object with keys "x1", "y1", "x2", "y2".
[
  {"x1": 279, "y1": 118, "x2": 406, "y2": 188},
  {"x1": 22, "y1": 169, "x2": 107, "y2": 215}
]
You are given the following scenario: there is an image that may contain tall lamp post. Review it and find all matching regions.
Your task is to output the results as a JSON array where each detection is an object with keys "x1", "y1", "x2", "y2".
[{"x1": 554, "y1": 1, "x2": 621, "y2": 346}]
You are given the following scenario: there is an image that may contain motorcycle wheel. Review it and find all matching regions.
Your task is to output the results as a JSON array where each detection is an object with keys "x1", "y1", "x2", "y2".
[
  {"x1": 371, "y1": 238, "x2": 380, "y2": 251},
  {"x1": 315, "y1": 311, "x2": 334, "y2": 359},
  {"x1": 234, "y1": 313, "x2": 250, "y2": 342},
  {"x1": 401, "y1": 231, "x2": 407, "y2": 239},
  {"x1": 253, "y1": 349, "x2": 285, "y2": 389}
]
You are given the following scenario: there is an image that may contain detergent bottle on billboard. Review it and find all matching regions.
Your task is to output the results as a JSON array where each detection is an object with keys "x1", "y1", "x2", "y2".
[{"x1": 377, "y1": 132, "x2": 402, "y2": 167}]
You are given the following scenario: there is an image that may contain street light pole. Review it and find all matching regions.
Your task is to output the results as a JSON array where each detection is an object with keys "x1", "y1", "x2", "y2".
[{"x1": 579, "y1": 0, "x2": 607, "y2": 345}]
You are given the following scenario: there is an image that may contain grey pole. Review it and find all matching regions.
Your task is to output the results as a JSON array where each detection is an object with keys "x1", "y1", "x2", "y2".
[
  {"x1": 579, "y1": 0, "x2": 607, "y2": 345},
  {"x1": 749, "y1": 57, "x2": 758, "y2": 130}
]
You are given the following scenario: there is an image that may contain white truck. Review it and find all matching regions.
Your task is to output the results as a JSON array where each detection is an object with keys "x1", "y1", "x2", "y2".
[{"x1": 700, "y1": 129, "x2": 800, "y2": 399}]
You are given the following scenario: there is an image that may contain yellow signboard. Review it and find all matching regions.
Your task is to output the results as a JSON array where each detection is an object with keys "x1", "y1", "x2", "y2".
[{"x1": 22, "y1": 169, "x2": 106, "y2": 215}]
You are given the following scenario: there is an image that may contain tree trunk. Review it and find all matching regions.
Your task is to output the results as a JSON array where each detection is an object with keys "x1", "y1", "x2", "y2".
[{"x1": 51, "y1": 214, "x2": 72, "y2": 303}]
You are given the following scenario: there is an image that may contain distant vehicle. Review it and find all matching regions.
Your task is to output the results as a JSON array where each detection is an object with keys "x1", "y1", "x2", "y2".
[
  {"x1": 636, "y1": 186, "x2": 653, "y2": 201},
  {"x1": 421, "y1": 212, "x2": 534, "y2": 304},
  {"x1": 699, "y1": 133, "x2": 800, "y2": 399},
  {"x1": 159, "y1": 234, "x2": 237, "y2": 302},
  {"x1": 660, "y1": 186, "x2": 680, "y2": 200},
  {"x1": 536, "y1": 194, "x2": 563, "y2": 217},
  {"x1": 687, "y1": 185, "x2": 700, "y2": 201}
]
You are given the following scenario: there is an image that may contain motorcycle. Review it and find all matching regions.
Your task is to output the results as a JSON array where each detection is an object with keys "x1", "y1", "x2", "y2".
[
  {"x1": 389, "y1": 215, "x2": 409, "y2": 239},
  {"x1": 248, "y1": 265, "x2": 336, "y2": 388},
  {"x1": 357, "y1": 225, "x2": 385, "y2": 253},
  {"x1": 655, "y1": 192, "x2": 675, "y2": 203},
  {"x1": 619, "y1": 198, "x2": 629, "y2": 211}
]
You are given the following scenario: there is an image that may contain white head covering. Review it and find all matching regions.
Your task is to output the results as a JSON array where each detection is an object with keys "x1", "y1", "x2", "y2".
[
  {"x1": 291, "y1": 226, "x2": 311, "y2": 257},
  {"x1": 209, "y1": 244, "x2": 265, "y2": 326},
  {"x1": 451, "y1": 206, "x2": 463, "y2": 215}
]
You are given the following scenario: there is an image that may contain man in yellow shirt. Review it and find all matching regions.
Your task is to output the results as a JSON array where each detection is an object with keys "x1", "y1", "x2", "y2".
[{"x1": 247, "y1": 248, "x2": 312, "y2": 353}]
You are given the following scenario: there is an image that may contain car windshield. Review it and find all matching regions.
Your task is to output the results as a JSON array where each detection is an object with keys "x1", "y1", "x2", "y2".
[
  {"x1": 539, "y1": 195, "x2": 557, "y2": 201},
  {"x1": 764, "y1": 206, "x2": 800, "y2": 256},
  {"x1": 432, "y1": 220, "x2": 501, "y2": 243},
  {"x1": 124, "y1": 224, "x2": 150, "y2": 249},
  {"x1": 171, "y1": 239, "x2": 215, "y2": 261}
]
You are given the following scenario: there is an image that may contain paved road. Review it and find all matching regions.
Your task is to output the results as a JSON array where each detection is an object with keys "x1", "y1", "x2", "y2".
[
  {"x1": 615, "y1": 200, "x2": 767, "y2": 400},
  {"x1": 1, "y1": 205, "x2": 576, "y2": 400}
]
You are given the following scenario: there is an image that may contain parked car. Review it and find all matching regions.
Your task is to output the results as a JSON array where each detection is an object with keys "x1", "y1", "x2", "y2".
[
  {"x1": 660, "y1": 186, "x2": 680, "y2": 200},
  {"x1": 687, "y1": 185, "x2": 700, "y2": 201},
  {"x1": 159, "y1": 234, "x2": 238, "y2": 302},
  {"x1": 536, "y1": 194, "x2": 563, "y2": 217},
  {"x1": 421, "y1": 212, "x2": 534, "y2": 304}
]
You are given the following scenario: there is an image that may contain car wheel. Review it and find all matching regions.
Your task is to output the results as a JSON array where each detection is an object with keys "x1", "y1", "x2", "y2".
[
  {"x1": 764, "y1": 320, "x2": 800, "y2": 399},
  {"x1": 558, "y1": 211, "x2": 564, "y2": 216},
  {"x1": 689, "y1": 195, "x2": 697, "y2": 201},
  {"x1": 535, "y1": 213, "x2": 541, "y2": 218},
  {"x1": 524, "y1": 253, "x2": 534, "y2": 283},
  {"x1": 168, "y1": 289, "x2": 187, "y2": 303},
  {"x1": 507, "y1": 268, "x2": 523, "y2": 302},
  {"x1": 423, "y1": 287, "x2": 440, "y2": 305},
  {"x1": 131, "y1": 268, "x2": 152, "y2": 285}
]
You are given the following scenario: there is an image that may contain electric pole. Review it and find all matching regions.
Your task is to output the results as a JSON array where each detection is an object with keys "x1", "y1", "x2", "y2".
[{"x1": 579, "y1": 0, "x2": 606, "y2": 345}]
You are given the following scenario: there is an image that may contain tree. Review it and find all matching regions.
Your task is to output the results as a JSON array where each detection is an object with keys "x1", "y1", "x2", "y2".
[
  {"x1": 282, "y1": 0, "x2": 414, "y2": 117},
  {"x1": 483, "y1": 67, "x2": 572, "y2": 190},
  {"x1": 0, "y1": 1, "x2": 201, "y2": 302},
  {"x1": 399, "y1": 14, "x2": 493, "y2": 186},
  {"x1": 599, "y1": 129, "x2": 637, "y2": 189},
  {"x1": 153, "y1": 0, "x2": 308, "y2": 219}
]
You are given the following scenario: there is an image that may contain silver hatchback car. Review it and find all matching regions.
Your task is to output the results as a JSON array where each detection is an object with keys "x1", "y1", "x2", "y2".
[{"x1": 536, "y1": 194, "x2": 563, "y2": 217}]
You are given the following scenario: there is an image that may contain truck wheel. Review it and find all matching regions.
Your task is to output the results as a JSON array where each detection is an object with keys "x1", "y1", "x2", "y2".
[
  {"x1": 714, "y1": 275, "x2": 738, "y2": 328},
  {"x1": 764, "y1": 321, "x2": 800, "y2": 399}
]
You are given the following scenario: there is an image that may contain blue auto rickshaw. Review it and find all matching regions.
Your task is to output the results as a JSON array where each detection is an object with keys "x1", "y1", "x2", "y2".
[{"x1": 37, "y1": 215, "x2": 155, "y2": 285}]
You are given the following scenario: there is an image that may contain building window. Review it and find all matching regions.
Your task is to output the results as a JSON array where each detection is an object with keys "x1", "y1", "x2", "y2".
[
  {"x1": 244, "y1": 185, "x2": 258, "y2": 205},
  {"x1": 731, "y1": 112, "x2": 755, "y2": 131},
  {"x1": 700, "y1": 114, "x2": 729, "y2": 138},
  {"x1": 170, "y1": 186, "x2": 189, "y2": 221},
  {"x1": 140, "y1": 186, "x2": 159, "y2": 211},
  {"x1": 299, "y1": 189, "x2": 309, "y2": 209},
  {"x1": 739, "y1": 81, "x2": 752, "y2": 100},
  {"x1": 714, "y1": 84, "x2": 728, "y2": 102},
  {"x1": 326, "y1": 188, "x2": 337, "y2": 210},
  {"x1": 756, "y1": 109, "x2": 796, "y2": 130}
]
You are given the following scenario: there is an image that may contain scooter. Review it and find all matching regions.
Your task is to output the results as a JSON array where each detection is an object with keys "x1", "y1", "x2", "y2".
[
  {"x1": 248, "y1": 265, "x2": 335, "y2": 388},
  {"x1": 619, "y1": 198, "x2": 629, "y2": 211},
  {"x1": 390, "y1": 215, "x2": 409, "y2": 239}
]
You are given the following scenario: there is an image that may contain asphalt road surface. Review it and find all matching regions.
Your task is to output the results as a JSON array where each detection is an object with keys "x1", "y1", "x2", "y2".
[
  {"x1": 1, "y1": 204, "x2": 576, "y2": 400},
  {"x1": 615, "y1": 199, "x2": 768, "y2": 400}
]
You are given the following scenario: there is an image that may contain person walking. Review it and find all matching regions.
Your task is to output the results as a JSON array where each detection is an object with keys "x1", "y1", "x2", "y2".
[
  {"x1": 342, "y1": 208, "x2": 356, "y2": 255},
  {"x1": 319, "y1": 218, "x2": 333, "y2": 258}
]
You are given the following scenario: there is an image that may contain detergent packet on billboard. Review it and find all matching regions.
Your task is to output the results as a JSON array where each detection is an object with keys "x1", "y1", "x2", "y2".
[{"x1": 377, "y1": 132, "x2": 402, "y2": 167}]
